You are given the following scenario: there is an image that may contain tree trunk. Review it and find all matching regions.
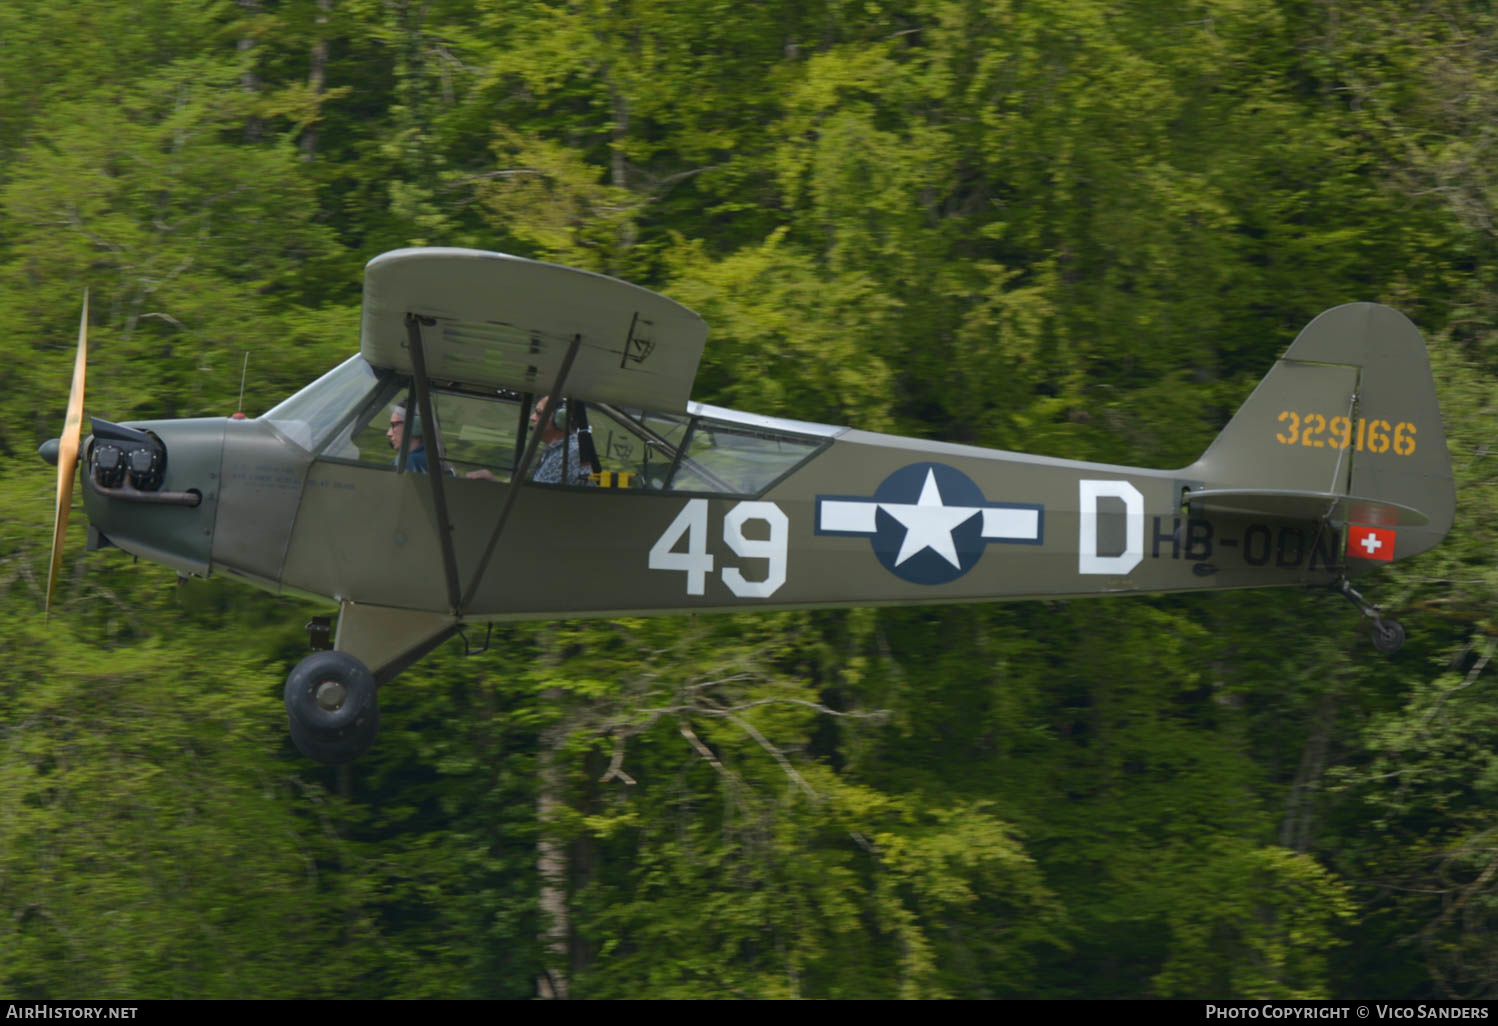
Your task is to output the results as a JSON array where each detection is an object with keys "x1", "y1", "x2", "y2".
[
  {"x1": 1279, "y1": 689, "x2": 1336, "y2": 853},
  {"x1": 609, "y1": 80, "x2": 638, "y2": 257},
  {"x1": 536, "y1": 685, "x2": 570, "y2": 999},
  {"x1": 238, "y1": 0, "x2": 262, "y2": 142},
  {"x1": 301, "y1": 0, "x2": 333, "y2": 160}
]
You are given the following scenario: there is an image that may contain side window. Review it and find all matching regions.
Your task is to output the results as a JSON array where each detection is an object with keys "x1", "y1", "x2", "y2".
[
  {"x1": 318, "y1": 384, "x2": 521, "y2": 476},
  {"x1": 432, "y1": 391, "x2": 523, "y2": 481},
  {"x1": 588, "y1": 407, "x2": 691, "y2": 489},
  {"x1": 586, "y1": 404, "x2": 824, "y2": 495},
  {"x1": 312, "y1": 389, "x2": 828, "y2": 493},
  {"x1": 670, "y1": 419, "x2": 823, "y2": 494}
]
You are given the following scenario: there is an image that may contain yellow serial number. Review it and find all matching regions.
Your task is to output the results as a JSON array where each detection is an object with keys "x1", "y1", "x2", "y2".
[{"x1": 1275, "y1": 412, "x2": 1416, "y2": 455}]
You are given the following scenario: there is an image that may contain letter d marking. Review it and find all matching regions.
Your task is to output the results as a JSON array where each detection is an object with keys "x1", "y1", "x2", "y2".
[{"x1": 1078, "y1": 480, "x2": 1144, "y2": 576}]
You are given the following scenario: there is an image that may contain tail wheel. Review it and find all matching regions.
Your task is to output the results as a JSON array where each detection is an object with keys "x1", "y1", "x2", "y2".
[{"x1": 1371, "y1": 618, "x2": 1406, "y2": 656}]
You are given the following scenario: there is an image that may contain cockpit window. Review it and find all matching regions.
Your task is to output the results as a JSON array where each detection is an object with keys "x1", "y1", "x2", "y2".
[
  {"x1": 431, "y1": 390, "x2": 524, "y2": 480},
  {"x1": 588, "y1": 407, "x2": 692, "y2": 489},
  {"x1": 270, "y1": 354, "x2": 833, "y2": 493},
  {"x1": 589, "y1": 404, "x2": 828, "y2": 495},
  {"x1": 313, "y1": 379, "x2": 523, "y2": 475},
  {"x1": 262, "y1": 355, "x2": 389, "y2": 453},
  {"x1": 668, "y1": 418, "x2": 825, "y2": 494}
]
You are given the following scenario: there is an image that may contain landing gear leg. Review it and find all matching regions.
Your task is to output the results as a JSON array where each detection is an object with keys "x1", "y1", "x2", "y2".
[{"x1": 1336, "y1": 578, "x2": 1405, "y2": 656}]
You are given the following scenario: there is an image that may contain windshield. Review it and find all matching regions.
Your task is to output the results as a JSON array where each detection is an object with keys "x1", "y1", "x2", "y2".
[{"x1": 262, "y1": 355, "x2": 386, "y2": 452}]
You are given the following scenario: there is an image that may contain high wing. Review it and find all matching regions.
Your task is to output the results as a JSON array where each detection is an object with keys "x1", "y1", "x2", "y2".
[{"x1": 359, "y1": 248, "x2": 707, "y2": 411}]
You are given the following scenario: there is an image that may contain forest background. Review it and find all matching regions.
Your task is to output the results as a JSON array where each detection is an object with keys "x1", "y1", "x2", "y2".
[{"x1": 3, "y1": 0, "x2": 1498, "y2": 1000}]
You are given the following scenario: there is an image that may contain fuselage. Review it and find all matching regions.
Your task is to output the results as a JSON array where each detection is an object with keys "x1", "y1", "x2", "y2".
[{"x1": 83, "y1": 405, "x2": 1350, "y2": 623}]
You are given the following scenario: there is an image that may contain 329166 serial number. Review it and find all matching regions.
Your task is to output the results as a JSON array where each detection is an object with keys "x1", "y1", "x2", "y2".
[{"x1": 1276, "y1": 412, "x2": 1416, "y2": 455}]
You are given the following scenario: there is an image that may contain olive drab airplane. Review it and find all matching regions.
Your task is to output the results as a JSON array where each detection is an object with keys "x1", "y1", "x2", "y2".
[{"x1": 39, "y1": 249, "x2": 1456, "y2": 763}]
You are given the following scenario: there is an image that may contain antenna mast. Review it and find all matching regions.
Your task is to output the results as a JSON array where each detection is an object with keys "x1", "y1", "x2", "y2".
[{"x1": 233, "y1": 352, "x2": 249, "y2": 420}]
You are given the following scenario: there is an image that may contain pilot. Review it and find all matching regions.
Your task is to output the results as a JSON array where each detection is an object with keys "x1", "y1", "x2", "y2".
[
  {"x1": 529, "y1": 395, "x2": 594, "y2": 486},
  {"x1": 387, "y1": 404, "x2": 428, "y2": 473},
  {"x1": 466, "y1": 394, "x2": 592, "y2": 485}
]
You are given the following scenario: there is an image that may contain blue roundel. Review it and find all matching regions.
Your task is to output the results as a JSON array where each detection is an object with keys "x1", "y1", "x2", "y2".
[{"x1": 870, "y1": 462, "x2": 988, "y2": 585}]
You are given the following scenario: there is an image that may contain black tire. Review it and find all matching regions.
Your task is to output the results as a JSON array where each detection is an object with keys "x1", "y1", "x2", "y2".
[
  {"x1": 283, "y1": 650, "x2": 377, "y2": 734},
  {"x1": 1371, "y1": 618, "x2": 1406, "y2": 656},
  {"x1": 287, "y1": 704, "x2": 380, "y2": 765}
]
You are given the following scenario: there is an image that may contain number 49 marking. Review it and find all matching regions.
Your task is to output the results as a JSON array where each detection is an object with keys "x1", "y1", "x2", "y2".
[{"x1": 648, "y1": 499, "x2": 788, "y2": 598}]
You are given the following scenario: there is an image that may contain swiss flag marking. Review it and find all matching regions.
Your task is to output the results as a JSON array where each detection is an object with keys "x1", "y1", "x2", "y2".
[{"x1": 1347, "y1": 524, "x2": 1396, "y2": 562}]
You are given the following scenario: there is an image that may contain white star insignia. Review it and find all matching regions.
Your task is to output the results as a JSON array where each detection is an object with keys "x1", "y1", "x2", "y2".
[
  {"x1": 816, "y1": 467, "x2": 1042, "y2": 581},
  {"x1": 877, "y1": 469, "x2": 980, "y2": 568}
]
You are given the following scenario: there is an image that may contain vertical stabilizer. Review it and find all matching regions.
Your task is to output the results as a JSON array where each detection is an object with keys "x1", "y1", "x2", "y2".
[{"x1": 1188, "y1": 303, "x2": 1453, "y2": 561}]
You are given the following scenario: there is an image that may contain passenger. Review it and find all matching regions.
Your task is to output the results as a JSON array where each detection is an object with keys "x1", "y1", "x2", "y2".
[
  {"x1": 387, "y1": 404, "x2": 428, "y2": 473},
  {"x1": 466, "y1": 395, "x2": 592, "y2": 485}
]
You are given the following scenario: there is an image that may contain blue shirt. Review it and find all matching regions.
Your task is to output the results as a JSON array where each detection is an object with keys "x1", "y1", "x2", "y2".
[{"x1": 395, "y1": 445, "x2": 427, "y2": 473}]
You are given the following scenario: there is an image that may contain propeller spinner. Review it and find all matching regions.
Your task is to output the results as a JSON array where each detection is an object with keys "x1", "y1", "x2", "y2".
[{"x1": 45, "y1": 290, "x2": 88, "y2": 615}]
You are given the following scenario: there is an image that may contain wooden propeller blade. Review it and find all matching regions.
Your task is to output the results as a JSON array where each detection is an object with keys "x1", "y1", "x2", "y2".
[{"x1": 45, "y1": 290, "x2": 89, "y2": 616}]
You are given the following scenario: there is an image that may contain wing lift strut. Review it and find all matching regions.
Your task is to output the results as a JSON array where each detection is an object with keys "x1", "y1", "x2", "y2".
[{"x1": 404, "y1": 312, "x2": 584, "y2": 620}]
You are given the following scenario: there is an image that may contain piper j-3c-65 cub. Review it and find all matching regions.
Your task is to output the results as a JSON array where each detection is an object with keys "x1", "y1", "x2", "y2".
[{"x1": 40, "y1": 248, "x2": 1456, "y2": 763}]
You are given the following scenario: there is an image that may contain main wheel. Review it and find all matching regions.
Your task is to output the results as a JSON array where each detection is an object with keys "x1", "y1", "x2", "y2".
[
  {"x1": 287, "y1": 703, "x2": 380, "y2": 764},
  {"x1": 283, "y1": 651, "x2": 380, "y2": 763},
  {"x1": 284, "y1": 650, "x2": 377, "y2": 734},
  {"x1": 1371, "y1": 618, "x2": 1406, "y2": 656}
]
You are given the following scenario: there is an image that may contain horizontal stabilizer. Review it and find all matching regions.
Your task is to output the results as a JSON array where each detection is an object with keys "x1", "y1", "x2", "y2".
[{"x1": 1184, "y1": 488, "x2": 1429, "y2": 527}]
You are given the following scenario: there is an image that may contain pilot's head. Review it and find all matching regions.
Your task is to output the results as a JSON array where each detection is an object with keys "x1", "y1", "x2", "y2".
[
  {"x1": 530, "y1": 395, "x2": 565, "y2": 441},
  {"x1": 387, "y1": 404, "x2": 423, "y2": 451}
]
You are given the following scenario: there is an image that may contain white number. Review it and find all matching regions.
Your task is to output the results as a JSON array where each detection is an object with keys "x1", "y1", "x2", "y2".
[
  {"x1": 648, "y1": 499, "x2": 714, "y2": 596},
  {"x1": 649, "y1": 500, "x2": 788, "y2": 598},
  {"x1": 721, "y1": 502, "x2": 788, "y2": 598}
]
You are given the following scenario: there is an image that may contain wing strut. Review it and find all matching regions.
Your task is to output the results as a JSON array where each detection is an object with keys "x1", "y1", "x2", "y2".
[
  {"x1": 460, "y1": 333, "x2": 584, "y2": 610},
  {"x1": 406, "y1": 312, "x2": 464, "y2": 616}
]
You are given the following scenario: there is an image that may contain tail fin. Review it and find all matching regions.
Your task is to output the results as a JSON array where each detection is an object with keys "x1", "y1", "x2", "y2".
[{"x1": 1187, "y1": 303, "x2": 1453, "y2": 562}]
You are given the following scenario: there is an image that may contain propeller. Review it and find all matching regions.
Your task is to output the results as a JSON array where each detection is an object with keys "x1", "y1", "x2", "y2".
[{"x1": 45, "y1": 290, "x2": 89, "y2": 616}]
